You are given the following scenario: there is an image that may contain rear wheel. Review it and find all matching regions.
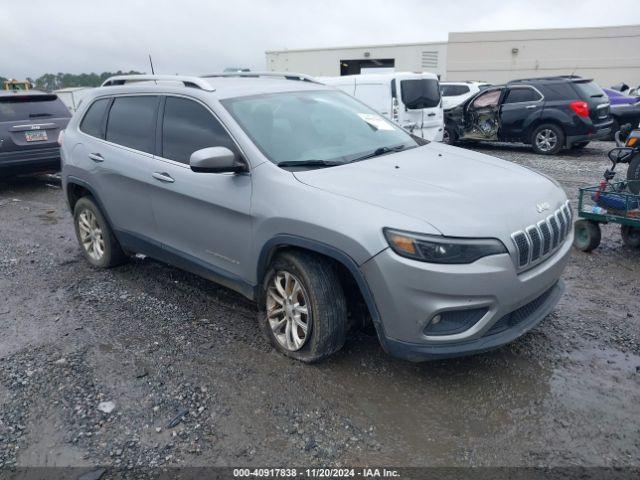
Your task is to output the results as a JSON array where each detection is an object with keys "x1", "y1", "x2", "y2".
[
  {"x1": 531, "y1": 124, "x2": 565, "y2": 155},
  {"x1": 621, "y1": 225, "x2": 640, "y2": 248},
  {"x1": 573, "y1": 220, "x2": 601, "y2": 252},
  {"x1": 609, "y1": 118, "x2": 620, "y2": 141},
  {"x1": 260, "y1": 251, "x2": 347, "y2": 362},
  {"x1": 73, "y1": 197, "x2": 128, "y2": 268}
]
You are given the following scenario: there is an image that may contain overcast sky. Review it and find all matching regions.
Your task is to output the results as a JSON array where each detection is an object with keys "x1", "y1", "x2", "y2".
[{"x1": 1, "y1": 0, "x2": 639, "y2": 78}]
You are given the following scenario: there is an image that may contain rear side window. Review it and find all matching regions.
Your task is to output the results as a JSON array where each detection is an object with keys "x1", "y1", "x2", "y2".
[
  {"x1": 161, "y1": 97, "x2": 238, "y2": 164},
  {"x1": 441, "y1": 85, "x2": 470, "y2": 96},
  {"x1": 0, "y1": 95, "x2": 70, "y2": 122},
  {"x1": 504, "y1": 87, "x2": 542, "y2": 104},
  {"x1": 400, "y1": 79, "x2": 441, "y2": 109},
  {"x1": 106, "y1": 96, "x2": 158, "y2": 153},
  {"x1": 80, "y1": 99, "x2": 110, "y2": 138}
]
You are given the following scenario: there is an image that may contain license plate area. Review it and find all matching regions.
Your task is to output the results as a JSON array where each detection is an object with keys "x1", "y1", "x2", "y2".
[{"x1": 25, "y1": 130, "x2": 48, "y2": 142}]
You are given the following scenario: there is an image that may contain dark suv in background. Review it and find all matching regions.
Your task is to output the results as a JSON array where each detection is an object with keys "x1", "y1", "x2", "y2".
[
  {"x1": 444, "y1": 76, "x2": 613, "y2": 155},
  {"x1": 0, "y1": 90, "x2": 71, "y2": 178}
]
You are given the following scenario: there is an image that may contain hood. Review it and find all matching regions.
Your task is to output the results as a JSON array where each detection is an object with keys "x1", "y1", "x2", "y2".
[{"x1": 293, "y1": 143, "x2": 566, "y2": 239}]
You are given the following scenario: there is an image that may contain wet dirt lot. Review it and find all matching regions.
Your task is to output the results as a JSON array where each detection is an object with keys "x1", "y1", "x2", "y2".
[{"x1": 0, "y1": 141, "x2": 639, "y2": 470}]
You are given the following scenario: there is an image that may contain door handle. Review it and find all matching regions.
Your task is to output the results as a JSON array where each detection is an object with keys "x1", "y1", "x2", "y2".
[
  {"x1": 88, "y1": 153, "x2": 104, "y2": 162},
  {"x1": 152, "y1": 172, "x2": 175, "y2": 183},
  {"x1": 525, "y1": 105, "x2": 538, "y2": 109}
]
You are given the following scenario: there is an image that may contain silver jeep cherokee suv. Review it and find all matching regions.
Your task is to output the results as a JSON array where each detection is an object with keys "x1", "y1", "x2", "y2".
[{"x1": 61, "y1": 73, "x2": 572, "y2": 362}]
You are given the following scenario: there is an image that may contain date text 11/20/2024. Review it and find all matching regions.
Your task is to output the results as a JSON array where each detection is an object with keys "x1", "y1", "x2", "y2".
[{"x1": 233, "y1": 468, "x2": 400, "y2": 478}]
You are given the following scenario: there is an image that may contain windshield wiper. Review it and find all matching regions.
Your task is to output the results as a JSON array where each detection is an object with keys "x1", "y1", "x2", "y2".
[
  {"x1": 276, "y1": 159, "x2": 344, "y2": 168},
  {"x1": 348, "y1": 144, "x2": 413, "y2": 163}
]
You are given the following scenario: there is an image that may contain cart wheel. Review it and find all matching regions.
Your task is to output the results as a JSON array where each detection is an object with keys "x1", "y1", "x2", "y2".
[
  {"x1": 573, "y1": 220, "x2": 601, "y2": 252},
  {"x1": 621, "y1": 225, "x2": 640, "y2": 248}
]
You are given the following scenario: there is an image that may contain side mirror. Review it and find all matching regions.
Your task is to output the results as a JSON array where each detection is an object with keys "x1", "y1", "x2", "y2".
[{"x1": 189, "y1": 147, "x2": 247, "y2": 173}]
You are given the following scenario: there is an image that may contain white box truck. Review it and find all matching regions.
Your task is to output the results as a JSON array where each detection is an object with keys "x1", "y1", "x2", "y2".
[{"x1": 320, "y1": 72, "x2": 444, "y2": 142}]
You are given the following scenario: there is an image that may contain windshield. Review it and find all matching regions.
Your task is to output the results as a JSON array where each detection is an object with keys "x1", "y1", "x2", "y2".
[
  {"x1": 222, "y1": 90, "x2": 417, "y2": 166},
  {"x1": 573, "y1": 81, "x2": 606, "y2": 100},
  {"x1": 400, "y1": 79, "x2": 441, "y2": 109},
  {"x1": 0, "y1": 95, "x2": 70, "y2": 122},
  {"x1": 440, "y1": 84, "x2": 470, "y2": 97}
]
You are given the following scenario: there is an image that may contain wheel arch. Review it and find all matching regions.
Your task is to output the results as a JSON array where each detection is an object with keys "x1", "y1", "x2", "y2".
[
  {"x1": 525, "y1": 118, "x2": 566, "y2": 145},
  {"x1": 256, "y1": 235, "x2": 383, "y2": 328}
]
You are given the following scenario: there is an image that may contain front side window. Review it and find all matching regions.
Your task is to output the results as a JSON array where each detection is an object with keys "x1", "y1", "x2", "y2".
[
  {"x1": 162, "y1": 97, "x2": 238, "y2": 164},
  {"x1": 472, "y1": 90, "x2": 502, "y2": 109},
  {"x1": 222, "y1": 90, "x2": 418, "y2": 166},
  {"x1": 504, "y1": 87, "x2": 542, "y2": 104},
  {"x1": 80, "y1": 98, "x2": 110, "y2": 138},
  {"x1": 106, "y1": 96, "x2": 158, "y2": 153},
  {"x1": 400, "y1": 79, "x2": 441, "y2": 109}
]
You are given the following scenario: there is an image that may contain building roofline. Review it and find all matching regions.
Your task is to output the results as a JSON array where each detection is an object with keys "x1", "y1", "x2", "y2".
[
  {"x1": 266, "y1": 41, "x2": 447, "y2": 55},
  {"x1": 266, "y1": 24, "x2": 640, "y2": 55}
]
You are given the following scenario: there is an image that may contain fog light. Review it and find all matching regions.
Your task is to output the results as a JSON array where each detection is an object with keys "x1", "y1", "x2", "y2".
[{"x1": 431, "y1": 314, "x2": 442, "y2": 325}]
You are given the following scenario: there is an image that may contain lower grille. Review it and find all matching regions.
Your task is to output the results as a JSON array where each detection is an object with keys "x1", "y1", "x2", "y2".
[{"x1": 485, "y1": 286, "x2": 555, "y2": 337}]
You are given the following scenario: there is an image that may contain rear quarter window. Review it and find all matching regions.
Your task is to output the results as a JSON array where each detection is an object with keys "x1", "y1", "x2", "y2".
[
  {"x1": 0, "y1": 95, "x2": 70, "y2": 122},
  {"x1": 105, "y1": 96, "x2": 158, "y2": 153},
  {"x1": 80, "y1": 98, "x2": 110, "y2": 138}
]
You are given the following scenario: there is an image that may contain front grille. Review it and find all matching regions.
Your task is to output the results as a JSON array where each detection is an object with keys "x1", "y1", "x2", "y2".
[{"x1": 511, "y1": 201, "x2": 571, "y2": 271}]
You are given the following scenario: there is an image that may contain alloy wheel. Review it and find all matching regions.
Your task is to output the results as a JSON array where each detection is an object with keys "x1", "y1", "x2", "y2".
[
  {"x1": 266, "y1": 271, "x2": 311, "y2": 351},
  {"x1": 77, "y1": 210, "x2": 105, "y2": 261},
  {"x1": 535, "y1": 129, "x2": 558, "y2": 152}
]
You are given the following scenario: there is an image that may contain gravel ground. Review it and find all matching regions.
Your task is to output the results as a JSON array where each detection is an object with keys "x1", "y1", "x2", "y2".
[{"x1": 0, "y1": 141, "x2": 639, "y2": 471}]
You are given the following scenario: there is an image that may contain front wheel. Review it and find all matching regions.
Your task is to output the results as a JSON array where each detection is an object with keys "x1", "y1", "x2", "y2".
[
  {"x1": 573, "y1": 220, "x2": 601, "y2": 252},
  {"x1": 443, "y1": 127, "x2": 457, "y2": 145},
  {"x1": 260, "y1": 251, "x2": 347, "y2": 363},
  {"x1": 531, "y1": 124, "x2": 565, "y2": 155},
  {"x1": 621, "y1": 225, "x2": 640, "y2": 248}
]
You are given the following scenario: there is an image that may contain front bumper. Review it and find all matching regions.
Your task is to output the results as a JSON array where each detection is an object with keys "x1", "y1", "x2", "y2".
[
  {"x1": 361, "y1": 234, "x2": 572, "y2": 361},
  {"x1": 0, "y1": 147, "x2": 61, "y2": 177}
]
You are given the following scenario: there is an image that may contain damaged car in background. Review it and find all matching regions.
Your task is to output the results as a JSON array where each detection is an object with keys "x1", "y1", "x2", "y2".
[{"x1": 444, "y1": 76, "x2": 613, "y2": 154}]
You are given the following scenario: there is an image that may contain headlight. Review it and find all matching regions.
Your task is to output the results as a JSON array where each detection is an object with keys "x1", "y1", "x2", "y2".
[{"x1": 383, "y1": 228, "x2": 507, "y2": 264}]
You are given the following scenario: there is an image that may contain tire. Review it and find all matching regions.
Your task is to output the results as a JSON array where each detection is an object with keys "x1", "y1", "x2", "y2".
[
  {"x1": 573, "y1": 220, "x2": 601, "y2": 252},
  {"x1": 621, "y1": 225, "x2": 640, "y2": 248},
  {"x1": 628, "y1": 155, "x2": 640, "y2": 195},
  {"x1": 260, "y1": 251, "x2": 347, "y2": 363},
  {"x1": 73, "y1": 196, "x2": 128, "y2": 268},
  {"x1": 531, "y1": 124, "x2": 565, "y2": 155},
  {"x1": 443, "y1": 127, "x2": 457, "y2": 145},
  {"x1": 571, "y1": 141, "x2": 590, "y2": 149},
  {"x1": 609, "y1": 118, "x2": 620, "y2": 142}
]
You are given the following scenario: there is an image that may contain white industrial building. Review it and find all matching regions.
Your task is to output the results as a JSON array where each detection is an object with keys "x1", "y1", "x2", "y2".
[{"x1": 266, "y1": 24, "x2": 640, "y2": 87}]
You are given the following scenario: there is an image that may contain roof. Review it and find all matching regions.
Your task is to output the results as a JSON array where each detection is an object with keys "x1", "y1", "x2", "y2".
[
  {"x1": 508, "y1": 75, "x2": 592, "y2": 85},
  {"x1": 97, "y1": 73, "x2": 331, "y2": 100}
]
